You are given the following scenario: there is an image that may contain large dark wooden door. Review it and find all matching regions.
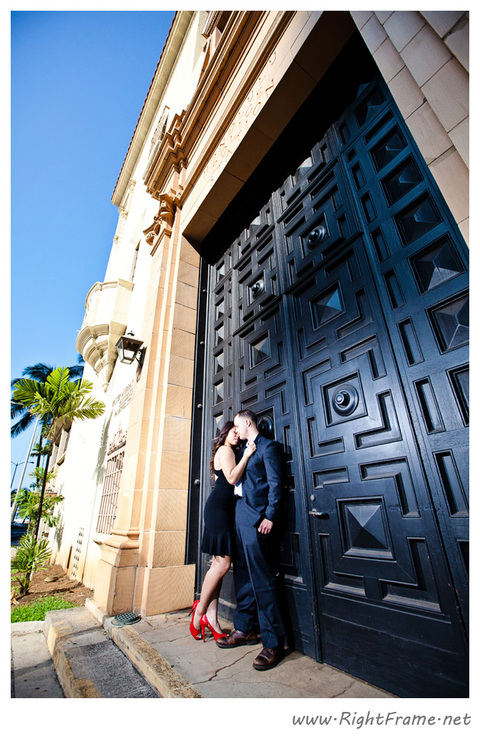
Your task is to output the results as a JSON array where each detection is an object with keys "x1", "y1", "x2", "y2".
[
  {"x1": 195, "y1": 43, "x2": 468, "y2": 697},
  {"x1": 200, "y1": 201, "x2": 318, "y2": 657}
]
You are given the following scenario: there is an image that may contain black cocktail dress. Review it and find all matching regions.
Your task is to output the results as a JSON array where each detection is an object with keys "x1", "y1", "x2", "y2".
[{"x1": 200, "y1": 468, "x2": 235, "y2": 556}]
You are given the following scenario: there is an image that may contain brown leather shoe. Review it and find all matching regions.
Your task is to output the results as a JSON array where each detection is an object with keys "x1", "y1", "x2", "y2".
[
  {"x1": 252, "y1": 647, "x2": 284, "y2": 671},
  {"x1": 215, "y1": 628, "x2": 259, "y2": 648}
]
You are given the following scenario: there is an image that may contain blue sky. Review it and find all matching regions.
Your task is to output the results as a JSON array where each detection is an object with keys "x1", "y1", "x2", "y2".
[{"x1": 10, "y1": 10, "x2": 175, "y2": 487}]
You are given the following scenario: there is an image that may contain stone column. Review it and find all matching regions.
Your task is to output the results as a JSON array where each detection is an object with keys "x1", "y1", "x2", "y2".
[{"x1": 94, "y1": 194, "x2": 198, "y2": 615}]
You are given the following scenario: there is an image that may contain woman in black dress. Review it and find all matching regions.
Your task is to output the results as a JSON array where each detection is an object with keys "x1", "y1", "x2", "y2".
[{"x1": 189, "y1": 421, "x2": 256, "y2": 641}]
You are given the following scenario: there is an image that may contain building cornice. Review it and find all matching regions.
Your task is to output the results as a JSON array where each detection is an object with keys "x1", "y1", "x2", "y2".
[
  {"x1": 143, "y1": 11, "x2": 295, "y2": 205},
  {"x1": 111, "y1": 10, "x2": 195, "y2": 207},
  {"x1": 180, "y1": 11, "x2": 294, "y2": 199}
]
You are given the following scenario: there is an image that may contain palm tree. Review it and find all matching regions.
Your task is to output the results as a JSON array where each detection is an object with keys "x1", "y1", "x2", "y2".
[
  {"x1": 11, "y1": 357, "x2": 85, "y2": 506},
  {"x1": 11, "y1": 356, "x2": 84, "y2": 438},
  {"x1": 12, "y1": 366, "x2": 105, "y2": 544}
]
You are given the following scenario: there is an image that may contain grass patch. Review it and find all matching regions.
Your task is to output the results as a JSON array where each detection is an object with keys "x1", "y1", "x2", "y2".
[{"x1": 11, "y1": 595, "x2": 76, "y2": 623}]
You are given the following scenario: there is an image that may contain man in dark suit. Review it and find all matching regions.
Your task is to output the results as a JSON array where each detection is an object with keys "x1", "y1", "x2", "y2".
[{"x1": 216, "y1": 409, "x2": 285, "y2": 671}]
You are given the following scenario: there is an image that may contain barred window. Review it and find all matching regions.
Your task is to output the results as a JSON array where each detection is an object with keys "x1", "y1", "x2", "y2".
[{"x1": 96, "y1": 446, "x2": 125, "y2": 534}]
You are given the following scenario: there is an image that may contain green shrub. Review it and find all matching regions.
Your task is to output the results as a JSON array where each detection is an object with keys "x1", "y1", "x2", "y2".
[
  {"x1": 11, "y1": 533, "x2": 52, "y2": 595},
  {"x1": 11, "y1": 595, "x2": 76, "y2": 623}
]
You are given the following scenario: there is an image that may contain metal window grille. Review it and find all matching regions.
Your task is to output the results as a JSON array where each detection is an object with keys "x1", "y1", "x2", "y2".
[
  {"x1": 96, "y1": 446, "x2": 125, "y2": 534},
  {"x1": 71, "y1": 527, "x2": 84, "y2": 578}
]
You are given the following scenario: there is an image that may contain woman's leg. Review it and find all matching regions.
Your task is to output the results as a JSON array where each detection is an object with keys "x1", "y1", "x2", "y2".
[
  {"x1": 205, "y1": 581, "x2": 221, "y2": 630},
  {"x1": 193, "y1": 555, "x2": 231, "y2": 631}
]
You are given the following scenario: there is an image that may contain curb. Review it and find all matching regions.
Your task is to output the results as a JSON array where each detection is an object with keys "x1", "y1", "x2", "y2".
[
  {"x1": 11, "y1": 620, "x2": 46, "y2": 636},
  {"x1": 112, "y1": 624, "x2": 203, "y2": 698},
  {"x1": 85, "y1": 598, "x2": 203, "y2": 699},
  {"x1": 44, "y1": 611, "x2": 101, "y2": 698}
]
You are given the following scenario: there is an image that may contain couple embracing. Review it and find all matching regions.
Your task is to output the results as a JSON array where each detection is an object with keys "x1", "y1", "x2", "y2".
[{"x1": 189, "y1": 409, "x2": 285, "y2": 671}]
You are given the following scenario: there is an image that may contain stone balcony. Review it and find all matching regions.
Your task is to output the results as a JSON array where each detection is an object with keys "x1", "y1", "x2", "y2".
[{"x1": 76, "y1": 279, "x2": 134, "y2": 390}]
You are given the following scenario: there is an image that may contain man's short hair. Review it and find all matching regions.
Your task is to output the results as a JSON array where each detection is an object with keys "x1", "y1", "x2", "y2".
[{"x1": 235, "y1": 409, "x2": 258, "y2": 425}]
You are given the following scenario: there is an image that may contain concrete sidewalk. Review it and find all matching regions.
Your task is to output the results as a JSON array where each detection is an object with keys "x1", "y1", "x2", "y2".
[
  {"x1": 11, "y1": 621, "x2": 64, "y2": 698},
  {"x1": 11, "y1": 599, "x2": 395, "y2": 699},
  {"x1": 88, "y1": 598, "x2": 395, "y2": 699}
]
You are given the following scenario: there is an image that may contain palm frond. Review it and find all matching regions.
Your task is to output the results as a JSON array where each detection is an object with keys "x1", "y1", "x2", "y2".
[
  {"x1": 43, "y1": 367, "x2": 71, "y2": 395},
  {"x1": 11, "y1": 400, "x2": 26, "y2": 419},
  {"x1": 12, "y1": 378, "x2": 42, "y2": 408},
  {"x1": 68, "y1": 397, "x2": 106, "y2": 422},
  {"x1": 68, "y1": 364, "x2": 85, "y2": 380},
  {"x1": 10, "y1": 412, "x2": 35, "y2": 438},
  {"x1": 21, "y1": 364, "x2": 54, "y2": 381}
]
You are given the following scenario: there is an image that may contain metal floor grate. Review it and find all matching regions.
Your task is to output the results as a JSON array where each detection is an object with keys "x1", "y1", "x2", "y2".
[{"x1": 111, "y1": 612, "x2": 141, "y2": 627}]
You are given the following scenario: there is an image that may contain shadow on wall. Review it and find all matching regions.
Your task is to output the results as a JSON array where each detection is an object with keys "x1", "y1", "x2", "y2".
[
  {"x1": 53, "y1": 512, "x2": 64, "y2": 550},
  {"x1": 94, "y1": 413, "x2": 112, "y2": 488}
]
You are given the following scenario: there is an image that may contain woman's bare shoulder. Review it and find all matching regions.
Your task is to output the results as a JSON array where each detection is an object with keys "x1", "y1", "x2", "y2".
[{"x1": 214, "y1": 444, "x2": 231, "y2": 461}]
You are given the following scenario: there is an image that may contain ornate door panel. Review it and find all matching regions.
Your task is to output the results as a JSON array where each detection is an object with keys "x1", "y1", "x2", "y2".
[
  {"x1": 339, "y1": 85, "x2": 469, "y2": 629},
  {"x1": 277, "y1": 76, "x2": 468, "y2": 696},
  {"x1": 287, "y1": 232, "x2": 467, "y2": 696},
  {"x1": 204, "y1": 207, "x2": 317, "y2": 655},
  {"x1": 196, "y1": 58, "x2": 468, "y2": 696}
]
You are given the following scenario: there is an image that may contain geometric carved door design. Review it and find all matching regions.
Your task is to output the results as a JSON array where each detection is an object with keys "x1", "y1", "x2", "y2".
[{"x1": 197, "y1": 56, "x2": 468, "y2": 697}]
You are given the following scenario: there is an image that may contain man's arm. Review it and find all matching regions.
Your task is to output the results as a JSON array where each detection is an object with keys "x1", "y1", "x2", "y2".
[{"x1": 262, "y1": 440, "x2": 284, "y2": 526}]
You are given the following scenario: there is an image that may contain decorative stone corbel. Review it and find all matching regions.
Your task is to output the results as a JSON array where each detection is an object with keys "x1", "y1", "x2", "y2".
[
  {"x1": 143, "y1": 188, "x2": 182, "y2": 252},
  {"x1": 158, "y1": 191, "x2": 176, "y2": 229},
  {"x1": 144, "y1": 111, "x2": 187, "y2": 199},
  {"x1": 143, "y1": 213, "x2": 162, "y2": 246}
]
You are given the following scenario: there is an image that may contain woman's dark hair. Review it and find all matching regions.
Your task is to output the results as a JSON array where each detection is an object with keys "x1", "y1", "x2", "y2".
[{"x1": 210, "y1": 420, "x2": 236, "y2": 476}]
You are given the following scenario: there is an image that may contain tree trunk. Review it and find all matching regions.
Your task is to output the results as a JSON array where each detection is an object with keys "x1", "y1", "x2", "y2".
[{"x1": 34, "y1": 450, "x2": 51, "y2": 544}]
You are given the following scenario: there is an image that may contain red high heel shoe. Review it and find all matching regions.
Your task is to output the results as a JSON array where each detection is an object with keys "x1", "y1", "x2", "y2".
[
  {"x1": 192, "y1": 614, "x2": 210, "y2": 643},
  {"x1": 202, "y1": 614, "x2": 226, "y2": 642},
  {"x1": 188, "y1": 599, "x2": 200, "y2": 617},
  {"x1": 188, "y1": 600, "x2": 202, "y2": 640}
]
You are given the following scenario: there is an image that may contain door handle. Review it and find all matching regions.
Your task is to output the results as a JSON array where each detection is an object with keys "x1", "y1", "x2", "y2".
[{"x1": 309, "y1": 509, "x2": 328, "y2": 518}]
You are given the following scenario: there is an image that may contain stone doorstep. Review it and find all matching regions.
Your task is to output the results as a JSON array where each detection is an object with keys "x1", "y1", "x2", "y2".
[{"x1": 85, "y1": 597, "x2": 203, "y2": 699}]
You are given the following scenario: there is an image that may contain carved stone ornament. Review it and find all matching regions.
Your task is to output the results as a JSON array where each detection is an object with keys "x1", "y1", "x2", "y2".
[
  {"x1": 158, "y1": 192, "x2": 176, "y2": 228},
  {"x1": 107, "y1": 428, "x2": 127, "y2": 455},
  {"x1": 149, "y1": 106, "x2": 170, "y2": 158},
  {"x1": 143, "y1": 213, "x2": 162, "y2": 245},
  {"x1": 143, "y1": 189, "x2": 181, "y2": 246},
  {"x1": 143, "y1": 112, "x2": 187, "y2": 198}
]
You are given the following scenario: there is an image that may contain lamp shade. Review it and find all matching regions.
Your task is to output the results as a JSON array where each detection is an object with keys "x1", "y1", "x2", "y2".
[{"x1": 116, "y1": 332, "x2": 144, "y2": 364}]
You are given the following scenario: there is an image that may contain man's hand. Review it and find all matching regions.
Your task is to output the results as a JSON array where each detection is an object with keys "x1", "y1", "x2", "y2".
[{"x1": 258, "y1": 518, "x2": 273, "y2": 534}]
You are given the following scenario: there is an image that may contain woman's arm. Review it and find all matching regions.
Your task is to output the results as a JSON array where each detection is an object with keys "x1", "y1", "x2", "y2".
[{"x1": 216, "y1": 443, "x2": 256, "y2": 485}]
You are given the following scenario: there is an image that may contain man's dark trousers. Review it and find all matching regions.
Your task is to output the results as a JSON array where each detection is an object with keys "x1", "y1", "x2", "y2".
[{"x1": 233, "y1": 497, "x2": 285, "y2": 649}]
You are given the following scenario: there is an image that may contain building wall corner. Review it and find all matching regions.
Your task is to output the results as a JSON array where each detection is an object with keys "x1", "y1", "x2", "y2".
[
  {"x1": 93, "y1": 542, "x2": 139, "y2": 615},
  {"x1": 134, "y1": 564, "x2": 196, "y2": 615}
]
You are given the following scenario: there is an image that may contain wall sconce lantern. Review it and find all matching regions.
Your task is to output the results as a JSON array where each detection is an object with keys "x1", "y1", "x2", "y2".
[{"x1": 116, "y1": 332, "x2": 146, "y2": 365}]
